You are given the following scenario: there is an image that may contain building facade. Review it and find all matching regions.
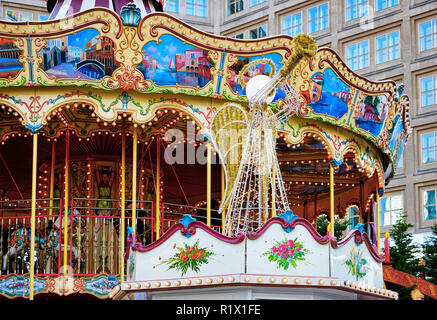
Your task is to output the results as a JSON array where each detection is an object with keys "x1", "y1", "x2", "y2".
[
  {"x1": 1, "y1": 0, "x2": 436, "y2": 244},
  {"x1": 0, "y1": 0, "x2": 47, "y2": 22},
  {"x1": 150, "y1": 0, "x2": 437, "y2": 245}
]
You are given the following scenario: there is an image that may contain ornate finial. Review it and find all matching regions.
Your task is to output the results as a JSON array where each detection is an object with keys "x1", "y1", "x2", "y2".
[
  {"x1": 278, "y1": 210, "x2": 298, "y2": 223},
  {"x1": 120, "y1": 3, "x2": 142, "y2": 27},
  {"x1": 278, "y1": 210, "x2": 298, "y2": 233},
  {"x1": 179, "y1": 214, "x2": 196, "y2": 228},
  {"x1": 179, "y1": 214, "x2": 196, "y2": 238},
  {"x1": 395, "y1": 83, "x2": 404, "y2": 101},
  {"x1": 353, "y1": 223, "x2": 365, "y2": 234}
]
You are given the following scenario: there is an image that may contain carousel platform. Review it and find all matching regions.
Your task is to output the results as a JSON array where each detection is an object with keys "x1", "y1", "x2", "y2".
[{"x1": 109, "y1": 213, "x2": 398, "y2": 300}]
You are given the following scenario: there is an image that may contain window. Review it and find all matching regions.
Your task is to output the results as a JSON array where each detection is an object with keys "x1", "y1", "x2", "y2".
[
  {"x1": 420, "y1": 74, "x2": 437, "y2": 107},
  {"x1": 346, "y1": 0, "x2": 368, "y2": 21},
  {"x1": 249, "y1": 25, "x2": 267, "y2": 39},
  {"x1": 347, "y1": 205, "x2": 360, "y2": 228},
  {"x1": 376, "y1": 31, "x2": 400, "y2": 64},
  {"x1": 282, "y1": 12, "x2": 302, "y2": 37},
  {"x1": 308, "y1": 3, "x2": 329, "y2": 34},
  {"x1": 249, "y1": 0, "x2": 266, "y2": 7},
  {"x1": 375, "y1": 0, "x2": 398, "y2": 11},
  {"x1": 422, "y1": 131, "x2": 437, "y2": 163},
  {"x1": 228, "y1": 0, "x2": 243, "y2": 15},
  {"x1": 346, "y1": 40, "x2": 369, "y2": 70},
  {"x1": 380, "y1": 193, "x2": 403, "y2": 226},
  {"x1": 233, "y1": 33, "x2": 244, "y2": 39},
  {"x1": 419, "y1": 18, "x2": 437, "y2": 52},
  {"x1": 396, "y1": 152, "x2": 402, "y2": 169},
  {"x1": 423, "y1": 189, "x2": 437, "y2": 221},
  {"x1": 186, "y1": 0, "x2": 207, "y2": 17},
  {"x1": 167, "y1": 0, "x2": 179, "y2": 13}
]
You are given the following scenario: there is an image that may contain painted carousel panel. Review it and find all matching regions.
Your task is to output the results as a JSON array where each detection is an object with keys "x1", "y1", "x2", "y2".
[
  {"x1": 0, "y1": 38, "x2": 23, "y2": 79},
  {"x1": 131, "y1": 224, "x2": 245, "y2": 281},
  {"x1": 246, "y1": 222, "x2": 329, "y2": 277},
  {"x1": 355, "y1": 94, "x2": 389, "y2": 137},
  {"x1": 330, "y1": 233, "x2": 384, "y2": 289},
  {"x1": 139, "y1": 34, "x2": 214, "y2": 88},
  {"x1": 227, "y1": 52, "x2": 286, "y2": 102},
  {"x1": 301, "y1": 67, "x2": 351, "y2": 120},
  {"x1": 38, "y1": 28, "x2": 117, "y2": 82},
  {"x1": 388, "y1": 114, "x2": 405, "y2": 154}
]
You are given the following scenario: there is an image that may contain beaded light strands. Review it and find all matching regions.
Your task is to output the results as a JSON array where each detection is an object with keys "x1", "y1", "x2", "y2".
[{"x1": 215, "y1": 35, "x2": 317, "y2": 237}]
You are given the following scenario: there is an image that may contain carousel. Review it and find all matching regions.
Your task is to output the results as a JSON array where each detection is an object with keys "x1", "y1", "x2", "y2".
[{"x1": 0, "y1": 0, "x2": 409, "y2": 300}]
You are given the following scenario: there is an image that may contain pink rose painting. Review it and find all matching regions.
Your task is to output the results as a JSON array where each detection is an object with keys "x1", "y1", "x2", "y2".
[{"x1": 263, "y1": 238, "x2": 310, "y2": 270}]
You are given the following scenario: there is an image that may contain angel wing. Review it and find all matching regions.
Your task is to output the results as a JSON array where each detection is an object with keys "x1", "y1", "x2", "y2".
[{"x1": 209, "y1": 103, "x2": 249, "y2": 214}]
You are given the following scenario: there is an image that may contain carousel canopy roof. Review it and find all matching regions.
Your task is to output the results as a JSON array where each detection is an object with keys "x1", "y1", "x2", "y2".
[
  {"x1": 0, "y1": 4, "x2": 410, "y2": 189},
  {"x1": 47, "y1": 0, "x2": 164, "y2": 20}
]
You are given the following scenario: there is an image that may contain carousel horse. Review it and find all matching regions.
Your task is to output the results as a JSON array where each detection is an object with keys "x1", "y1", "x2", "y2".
[
  {"x1": 1, "y1": 225, "x2": 35, "y2": 274},
  {"x1": 43, "y1": 208, "x2": 82, "y2": 273},
  {"x1": 1, "y1": 209, "x2": 81, "y2": 275}
]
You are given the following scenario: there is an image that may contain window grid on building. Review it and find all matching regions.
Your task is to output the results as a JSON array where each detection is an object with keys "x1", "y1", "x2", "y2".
[
  {"x1": 420, "y1": 74, "x2": 437, "y2": 107},
  {"x1": 166, "y1": 0, "x2": 179, "y2": 13},
  {"x1": 419, "y1": 18, "x2": 437, "y2": 52},
  {"x1": 249, "y1": 0, "x2": 267, "y2": 7},
  {"x1": 376, "y1": 31, "x2": 400, "y2": 64},
  {"x1": 282, "y1": 12, "x2": 302, "y2": 37},
  {"x1": 346, "y1": 40, "x2": 369, "y2": 71},
  {"x1": 228, "y1": 0, "x2": 243, "y2": 15},
  {"x1": 422, "y1": 131, "x2": 437, "y2": 163},
  {"x1": 375, "y1": 0, "x2": 398, "y2": 11},
  {"x1": 380, "y1": 193, "x2": 403, "y2": 226},
  {"x1": 423, "y1": 188, "x2": 437, "y2": 221},
  {"x1": 308, "y1": 3, "x2": 329, "y2": 34},
  {"x1": 346, "y1": 0, "x2": 368, "y2": 21},
  {"x1": 249, "y1": 25, "x2": 267, "y2": 39},
  {"x1": 233, "y1": 33, "x2": 244, "y2": 39},
  {"x1": 186, "y1": 0, "x2": 207, "y2": 17}
]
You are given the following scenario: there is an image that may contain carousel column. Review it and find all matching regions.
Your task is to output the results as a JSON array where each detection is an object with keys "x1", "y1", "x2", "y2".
[
  {"x1": 207, "y1": 142, "x2": 211, "y2": 227},
  {"x1": 221, "y1": 166, "x2": 225, "y2": 231},
  {"x1": 29, "y1": 133, "x2": 38, "y2": 300},
  {"x1": 132, "y1": 127, "x2": 138, "y2": 233},
  {"x1": 63, "y1": 129, "x2": 70, "y2": 275},
  {"x1": 49, "y1": 140, "x2": 55, "y2": 218},
  {"x1": 329, "y1": 162, "x2": 335, "y2": 236},
  {"x1": 376, "y1": 189, "x2": 381, "y2": 253},
  {"x1": 155, "y1": 136, "x2": 161, "y2": 239},
  {"x1": 120, "y1": 130, "x2": 126, "y2": 283}
]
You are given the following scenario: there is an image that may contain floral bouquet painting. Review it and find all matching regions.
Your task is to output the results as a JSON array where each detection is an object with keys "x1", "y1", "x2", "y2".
[
  {"x1": 263, "y1": 238, "x2": 310, "y2": 270},
  {"x1": 344, "y1": 247, "x2": 368, "y2": 281},
  {"x1": 160, "y1": 241, "x2": 215, "y2": 276}
]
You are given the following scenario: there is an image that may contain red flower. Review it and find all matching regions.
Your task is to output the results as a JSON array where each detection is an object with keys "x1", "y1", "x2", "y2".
[
  {"x1": 187, "y1": 248, "x2": 192, "y2": 254},
  {"x1": 286, "y1": 240, "x2": 295, "y2": 247},
  {"x1": 182, "y1": 255, "x2": 188, "y2": 263},
  {"x1": 191, "y1": 253, "x2": 197, "y2": 260},
  {"x1": 173, "y1": 243, "x2": 177, "y2": 249}
]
